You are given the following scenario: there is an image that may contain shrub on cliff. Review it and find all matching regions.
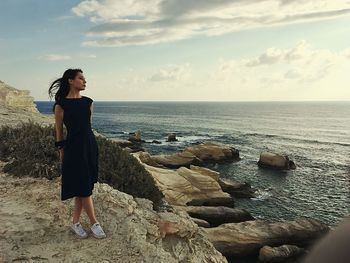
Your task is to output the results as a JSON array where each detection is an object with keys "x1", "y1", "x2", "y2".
[{"x1": 0, "y1": 120, "x2": 164, "y2": 208}]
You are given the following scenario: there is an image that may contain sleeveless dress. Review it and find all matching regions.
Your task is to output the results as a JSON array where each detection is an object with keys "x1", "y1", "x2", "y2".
[{"x1": 54, "y1": 96, "x2": 99, "y2": 201}]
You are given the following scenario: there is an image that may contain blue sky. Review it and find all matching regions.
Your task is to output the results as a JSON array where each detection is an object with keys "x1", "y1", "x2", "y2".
[{"x1": 1, "y1": 0, "x2": 350, "y2": 101}]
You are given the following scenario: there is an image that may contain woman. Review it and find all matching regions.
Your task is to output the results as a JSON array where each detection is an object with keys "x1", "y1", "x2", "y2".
[{"x1": 49, "y1": 68, "x2": 106, "y2": 239}]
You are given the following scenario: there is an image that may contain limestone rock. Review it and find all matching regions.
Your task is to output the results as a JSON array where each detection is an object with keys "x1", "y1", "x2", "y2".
[
  {"x1": 258, "y1": 152, "x2": 296, "y2": 170},
  {"x1": 131, "y1": 152, "x2": 231, "y2": 206},
  {"x1": 259, "y1": 244, "x2": 305, "y2": 262},
  {"x1": 128, "y1": 130, "x2": 145, "y2": 143},
  {"x1": 218, "y1": 178, "x2": 257, "y2": 198},
  {"x1": 178, "y1": 205, "x2": 254, "y2": 227},
  {"x1": 190, "y1": 165, "x2": 220, "y2": 181},
  {"x1": 202, "y1": 218, "x2": 329, "y2": 258},
  {"x1": 186, "y1": 197, "x2": 235, "y2": 208},
  {"x1": 109, "y1": 138, "x2": 133, "y2": 147},
  {"x1": 184, "y1": 142, "x2": 240, "y2": 163},
  {"x1": 136, "y1": 151, "x2": 167, "y2": 168},
  {"x1": 0, "y1": 80, "x2": 39, "y2": 113},
  {"x1": 0, "y1": 169, "x2": 228, "y2": 263},
  {"x1": 190, "y1": 217, "x2": 211, "y2": 228},
  {"x1": 147, "y1": 142, "x2": 240, "y2": 169},
  {"x1": 151, "y1": 151, "x2": 203, "y2": 168}
]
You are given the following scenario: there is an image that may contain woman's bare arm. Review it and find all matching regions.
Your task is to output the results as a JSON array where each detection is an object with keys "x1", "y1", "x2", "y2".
[{"x1": 54, "y1": 104, "x2": 64, "y2": 161}]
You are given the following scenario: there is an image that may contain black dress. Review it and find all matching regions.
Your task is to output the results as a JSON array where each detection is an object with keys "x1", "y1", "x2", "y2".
[{"x1": 54, "y1": 96, "x2": 99, "y2": 201}]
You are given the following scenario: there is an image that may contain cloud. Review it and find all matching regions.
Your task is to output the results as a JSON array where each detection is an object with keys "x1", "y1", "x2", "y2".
[
  {"x1": 71, "y1": 0, "x2": 350, "y2": 47},
  {"x1": 213, "y1": 40, "x2": 349, "y2": 85},
  {"x1": 245, "y1": 40, "x2": 310, "y2": 66},
  {"x1": 37, "y1": 54, "x2": 72, "y2": 61},
  {"x1": 149, "y1": 64, "x2": 191, "y2": 81}
]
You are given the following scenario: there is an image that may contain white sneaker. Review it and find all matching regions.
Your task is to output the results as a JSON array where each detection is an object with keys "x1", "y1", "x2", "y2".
[
  {"x1": 90, "y1": 222, "x2": 106, "y2": 239},
  {"x1": 70, "y1": 222, "x2": 88, "y2": 239}
]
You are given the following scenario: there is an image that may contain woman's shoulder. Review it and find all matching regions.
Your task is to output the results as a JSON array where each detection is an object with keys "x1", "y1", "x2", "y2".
[{"x1": 82, "y1": 96, "x2": 93, "y2": 104}]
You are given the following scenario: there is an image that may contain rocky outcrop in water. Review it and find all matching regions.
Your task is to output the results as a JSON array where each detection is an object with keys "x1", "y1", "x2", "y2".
[
  {"x1": 258, "y1": 152, "x2": 296, "y2": 170},
  {"x1": 132, "y1": 151, "x2": 232, "y2": 206},
  {"x1": 139, "y1": 142, "x2": 240, "y2": 169},
  {"x1": 185, "y1": 142, "x2": 240, "y2": 163},
  {"x1": 202, "y1": 218, "x2": 329, "y2": 258}
]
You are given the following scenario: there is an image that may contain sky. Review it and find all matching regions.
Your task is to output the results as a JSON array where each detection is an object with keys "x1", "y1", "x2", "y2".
[{"x1": 0, "y1": 0, "x2": 350, "y2": 102}]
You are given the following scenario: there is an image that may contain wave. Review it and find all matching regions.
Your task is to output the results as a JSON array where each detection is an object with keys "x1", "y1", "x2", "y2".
[{"x1": 237, "y1": 131, "x2": 350, "y2": 147}]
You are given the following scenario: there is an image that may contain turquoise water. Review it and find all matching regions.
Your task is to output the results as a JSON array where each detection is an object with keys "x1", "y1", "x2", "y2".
[{"x1": 38, "y1": 101, "x2": 350, "y2": 226}]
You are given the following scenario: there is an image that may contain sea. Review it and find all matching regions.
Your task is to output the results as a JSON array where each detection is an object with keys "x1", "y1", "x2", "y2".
[{"x1": 36, "y1": 101, "x2": 350, "y2": 227}]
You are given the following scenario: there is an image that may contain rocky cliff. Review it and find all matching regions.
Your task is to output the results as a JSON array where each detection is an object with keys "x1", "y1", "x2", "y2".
[
  {"x1": 0, "y1": 80, "x2": 39, "y2": 113},
  {"x1": 0, "y1": 80, "x2": 54, "y2": 128}
]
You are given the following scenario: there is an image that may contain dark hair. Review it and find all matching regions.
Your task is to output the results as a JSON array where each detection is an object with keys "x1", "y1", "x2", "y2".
[{"x1": 49, "y1": 68, "x2": 83, "y2": 112}]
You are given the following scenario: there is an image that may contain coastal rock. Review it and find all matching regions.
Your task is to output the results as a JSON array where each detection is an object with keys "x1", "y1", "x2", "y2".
[
  {"x1": 190, "y1": 217, "x2": 211, "y2": 228},
  {"x1": 135, "y1": 151, "x2": 167, "y2": 168},
  {"x1": 148, "y1": 142, "x2": 240, "y2": 169},
  {"x1": 124, "y1": 146, "x2": 146, "y2": 153},
  {"x1": 0, "y1": 81, "x2": 53, "y2": 128},
  {"x1": 202, "y1": 217, "x2": 329, "y2": 258},
  {"x1": 131, "y1": 152, "x2": 231, "y2": 206},
  {"x1": 0, "y1": 168, "x2": 228, "y2": 263},
  {"x1": 218, "y1": 178, "x2": 257, "y2": 198},
  {"x1": 259, "y1": 244, "x2": 306, "y2": 262},
  {"x1": 128, "y1": 130, "x2": 145, "y2": 143},
  {"x1": 184, "y1": 142, "x2": 240, "y2": 163},
  {"x1": 150, "y1": 151, "x2": 203, "y2": 169},
  {"x1": 190, "y1": 165, "x2": 220, "y2": 181},
  {"x1": 0, "y1": 80, "x2": 39, "y2": 113},
  {"x1": 258, "y1": 152, "x2": 296, "y2": 170},
  {"x1": 177, "y1": 205, "x2": 254, "y2": 227},
  {"x1": 186, "y1": 197, "x2": 235, "y2": 208},
  {"x1": 167, "y1": 133, "x2": 178, "y2": 142},
  {"x1": 109, "y1": 138, "x2": 133, "y2": 147}
]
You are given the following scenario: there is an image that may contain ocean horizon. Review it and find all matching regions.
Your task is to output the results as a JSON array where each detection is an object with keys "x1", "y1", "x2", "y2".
[{"x1": 37, "y1": 100, "x2": 350, "y2": 227}]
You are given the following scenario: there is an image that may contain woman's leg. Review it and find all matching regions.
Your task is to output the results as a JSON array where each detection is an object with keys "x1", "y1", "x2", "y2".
[
  {"x1": 72, "y1": 197, "x2": 83, "y2": 224},
  {"x1": 81, "y1": 195, "x2": 98, "y2": 225}
]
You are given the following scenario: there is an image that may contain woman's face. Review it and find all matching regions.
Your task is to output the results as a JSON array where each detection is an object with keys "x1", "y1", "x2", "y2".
[{"x1": 69, "y1": 72, "x2": 87, "y2": 90}]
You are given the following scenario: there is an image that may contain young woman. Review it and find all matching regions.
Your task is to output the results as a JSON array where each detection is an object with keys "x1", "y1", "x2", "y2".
[{"x1": 49, "y1": 68, "x2": 106, "y2": 239}]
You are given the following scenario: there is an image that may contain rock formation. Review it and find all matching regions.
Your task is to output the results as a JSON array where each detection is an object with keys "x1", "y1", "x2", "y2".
[
  {"x1": 184, "y1": 142, "x2": 240, "y2": 163},
  {"x1": 131, "y1": 151, "x2": 232, "y2": 206},
  {"x1": 0, "y1": 164, "x2": 228, "y2": 263},
  {"x1": 258, "y1": 152, "x2": 296, "y2": 170},
  {"x1": 0, "y1": 80, "x2": 39, "y2": 113},
  {"x1": 202, "y1": 218, "x2": 329, "y2": 258},
  {"x1": 0, "y1": 80, "x2": 54, "y2": 128},
  {"x1": 258, "y1": 244, "x2": 306, "y2": 262},
  {"x1": 167, "y1": 133, "x2": 178, "y2": 142}
]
